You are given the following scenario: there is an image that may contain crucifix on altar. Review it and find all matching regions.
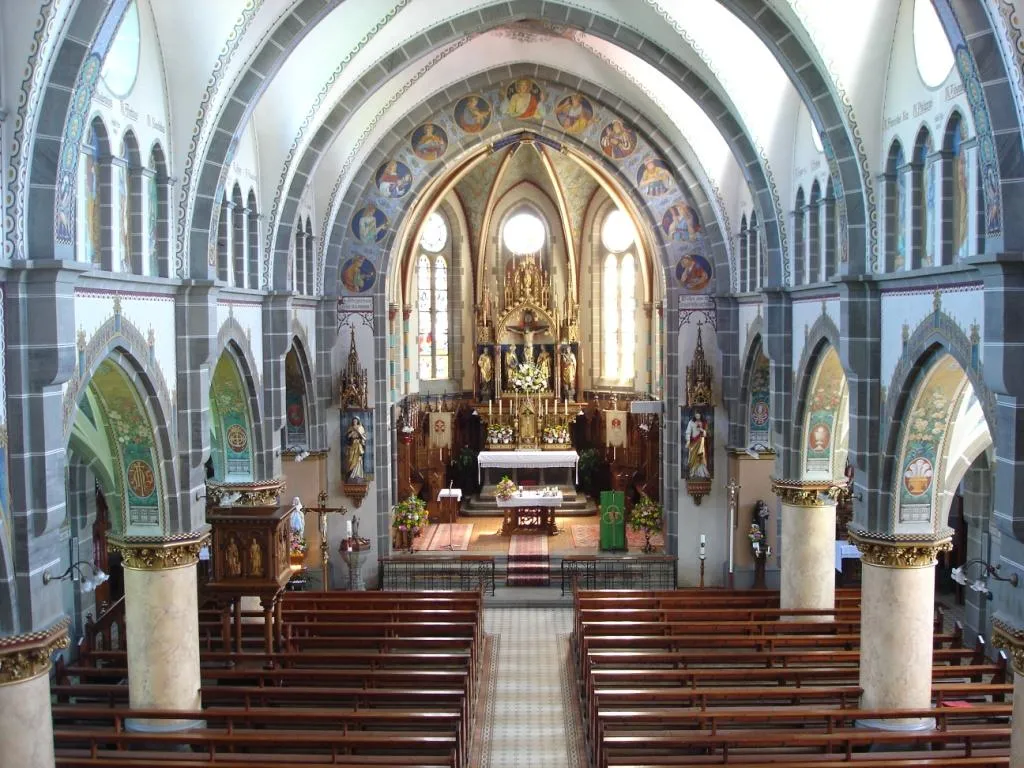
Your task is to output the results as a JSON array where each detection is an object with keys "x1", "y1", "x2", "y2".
[{"x1": 505, "y1": 309, "x2": 549, "y2": 364}]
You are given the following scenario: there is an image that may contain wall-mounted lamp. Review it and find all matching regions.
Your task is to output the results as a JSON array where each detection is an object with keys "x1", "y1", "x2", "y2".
[
  {"x1": 43, "y1": 561, "x2": 109, "y2": 593},
  {"x1": 952, "y1": 559, "x2": 1019, "y2": 599}
]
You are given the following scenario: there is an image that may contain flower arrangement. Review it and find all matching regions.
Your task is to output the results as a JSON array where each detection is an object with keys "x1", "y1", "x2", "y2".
[
  {"x1": 508, "y1": 361, "x2": 547, "y2": 393},
  {"x1": 391, "y1": 495, "x2": 428, "y2": 531},
  {"x1": 748, "y1": 523, "x2": 771, "y2": 556},
  {"x1": 289, "y1": 529, "x2": 307, "y2": 559},
  {"x1": 487, "y1": 424, "x2": 514, "y2": 444},
  {"x1": 495, "y1": 476, "x2": 517, "y2": 501},
  {"x1": 630, "y1": 494, "x2": 663, "y2": 534},
  {"x1": 542, "y1": 424, "x2": 571, "y2": 445}
]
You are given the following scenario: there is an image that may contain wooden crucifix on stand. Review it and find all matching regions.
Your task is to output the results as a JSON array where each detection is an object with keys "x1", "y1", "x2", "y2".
[{"x1": 312, "y1": 491, "x2": 350, "y2": 590}]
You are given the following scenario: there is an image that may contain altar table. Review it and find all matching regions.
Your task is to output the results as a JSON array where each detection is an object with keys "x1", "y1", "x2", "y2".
[
  {"x1": 496, "y1": 491, "x2": 563, "y2": 536},
  {"x1": 478, "y1": 450, "x2": 580, "y2": 483}
]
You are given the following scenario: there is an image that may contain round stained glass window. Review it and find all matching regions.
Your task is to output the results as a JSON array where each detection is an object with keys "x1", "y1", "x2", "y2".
[
  {"x1": 601, "y1": 209, "x2": 635, "y2": 252},
  {"x1": 502, "y1": 212, "x2": 545, "y2": 255},
  {"x1": 913, "y1": 0, "x2": 954, "y2": 88},
  {"x1": 101, "y1": 2, "x2": 141, "y2": 99},
  {"x1": 420, "y1": 212, "x2": 447, "y2": 252}
]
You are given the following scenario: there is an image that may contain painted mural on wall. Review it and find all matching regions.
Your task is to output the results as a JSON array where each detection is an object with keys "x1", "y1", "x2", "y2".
[
  {"x1": 284, "y1": 349, "x2": 307, "y2": 448},
  {"x1": 951, "y1": 122, "x2": 968, "y2": 261},
  {"x1": 747, "y1": 345, "x2": 771, "y2": 451},
  {"x1": 337, "y1": 78, "x2": 713, "y2": 297},
  {"x1": 895, "y1": 354, "x2": 965, "y2": 527},
  {"x1": 411, "y1": 123, "x2": 448, "y2": 161},
  {"x1": 84, "y1": 124, "x2": 102, "y2": 266},
  {"x1": 211, "y1": 354, "x2": 253, "y2": 480},
  {"x1": 91, "y1": 360, "x2": 162, "y2": 528},
  {"x1": 802, "y1": 346, "x2": 846, "y2": 477}
]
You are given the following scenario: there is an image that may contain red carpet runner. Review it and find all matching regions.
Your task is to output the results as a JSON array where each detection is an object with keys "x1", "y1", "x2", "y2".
[{"x1": 506, "y1": 535, "x2": 550, "y2": 586}]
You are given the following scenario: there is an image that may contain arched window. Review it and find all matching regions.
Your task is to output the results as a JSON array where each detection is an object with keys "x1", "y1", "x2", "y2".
[
  {"x1": 749, "y1": 211, "x2": 761, "y2": 290},
  {"x1": 417, "y1": 212, "x2": 450, "y2": 380},
  {"x1": 913, "y1": 128, "x2": 933, "y2": 269},
  {"x1": 823, "y1": 178, "x2": 838, "y2": 280},
  {"x1": 79, "y1": 118, "x2": 110, "y2": 268},
  {"x1": 600, "y1": 209, "x2": 637, "y2": 383},
  {"x1": 945, "y1": 115, "x2": 968, "y2": 263},
  {"x1": 148, "y1": 143, "x2": 169, "y2": 278},
  {"x1": 738, "y1": 215, "x2": 748, "y2": 293},
  {"x1": 247, "y1": 190, "x2": 259, "y2": 289},
  {"x1": 216, "y1": 193, "x2": 231, "y2": 282},
  {"x1": 884, "y1": 141, "x2": 907, "y2": 272},
  {"x1": 304, "y1": 217, "x2": 314, "y2": 295},
  {"x1": 808, "y1": 181, "x2": 821, "y2": 283},
  {"x1": 120, "y1": 130, "x2": 142, "y2": 275},
  {"x1": 231, "y1": 183, "x2": 245, "y2": 287}
]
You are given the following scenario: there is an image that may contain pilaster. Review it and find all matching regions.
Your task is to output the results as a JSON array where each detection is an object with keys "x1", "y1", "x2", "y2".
[{"x1": 262, "y1": 292, "x2": 294, "y2": 479}]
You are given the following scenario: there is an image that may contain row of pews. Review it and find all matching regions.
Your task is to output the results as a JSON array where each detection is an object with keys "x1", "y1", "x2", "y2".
[
  {"x1": 572, "y1": 587, "x2": 1012, "y2": 767},
  {"x1": 51, "y1": 590, "x2": 486, "y2": 768}
]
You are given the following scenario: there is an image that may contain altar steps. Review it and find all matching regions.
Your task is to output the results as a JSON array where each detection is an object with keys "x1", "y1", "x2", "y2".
[{"x1": 506, "y1": 535, "x2": 551, "y2": 587}]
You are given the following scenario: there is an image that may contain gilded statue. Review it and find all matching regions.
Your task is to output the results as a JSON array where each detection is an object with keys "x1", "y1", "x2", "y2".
[
  {"x1": 249, "y1": 537, "x2": 264, "y2": 577},
  {"x1": 345, "y1": 417, "x2": 367, "y2": 482},
  {"x1": 478, "y1": 350, "x2": 493, "y2": 382},
  {"x1": 226, "y1": 537, "x2": 241, "y2": 577},
  {"x1": 537, "y1": 350, "x2": 551, "y2": 388},
  {"x1": 560, "y1": 347, "x2": 577, "y2": 398}
]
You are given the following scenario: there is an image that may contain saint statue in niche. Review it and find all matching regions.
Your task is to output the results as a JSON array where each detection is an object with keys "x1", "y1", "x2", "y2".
[
  {"x1": 248, "y1": 538, "x2": 263, "y2": 577},
  {"x1": 345, "y1": 417, "x2": 368, "y2": 482}
]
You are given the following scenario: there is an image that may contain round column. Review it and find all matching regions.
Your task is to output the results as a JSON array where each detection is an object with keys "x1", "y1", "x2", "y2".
[
  {"x1": 851, "y1": 530, "x2": 951, "y2": 729},
  {"x1": 0, "y1": 619, "x2": 69, "y2": 768},
  {"x1": 993, "y1": 619, "x2": 1024, "y2": 764},
  {"x1": 112, "y1": 533, "x2": 208, "y2": 733},
  {"x1": 772, "y1": 479, "x2": 837, "y2": 618}
]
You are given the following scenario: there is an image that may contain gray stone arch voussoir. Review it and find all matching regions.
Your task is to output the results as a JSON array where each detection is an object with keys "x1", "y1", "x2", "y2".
[
  {"x1": 790, "y1": 314, "x2": 844, "y2": 478},
  {"x1": 874, "y1": 317, "x2": 996, "y2": 533},
  {"x1": 213, "y1": 320, "x2": 268, "y2": 477},
  {"x1": 63, "y1": 335, "x2": 180, "y2": 533},
  {"x1": 933, "y1": 1, "x2": 1024, "y2": 253},
  {"x1": 179, "y1": 0, "x2": 779, "y2": 295}
]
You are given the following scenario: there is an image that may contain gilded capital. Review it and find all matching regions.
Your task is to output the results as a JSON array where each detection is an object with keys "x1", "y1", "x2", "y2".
[
  {"x1": 0, "y1": 617, "x2": 70, "y2": 685},
  {"x1": 770, "y1": 478, "x2": 839, "y2": 507},
  {"x1": 848, "y1": 527, "x2": 952, "y2": 569},
  {"x1": 109, "y1": 530, "x2": 210, "y2": 571},
  {"x1": 991, "y1": 618, "x2": 1024, "y2": 676}
]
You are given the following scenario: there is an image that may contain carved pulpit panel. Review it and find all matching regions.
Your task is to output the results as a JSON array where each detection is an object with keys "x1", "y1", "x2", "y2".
[{"x1": 206, "y1": 504, "x2": 292, "y2": 599}]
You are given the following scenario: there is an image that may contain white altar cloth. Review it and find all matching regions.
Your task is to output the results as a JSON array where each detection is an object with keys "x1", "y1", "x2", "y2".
[
  {"x1": 478, "y1": 450, "x2": 580, "y2": 483},
  {"x1": 835, "y1": 540, "x2": 860, "y2": 572},
  {"x1": 496, "y1": 491, "x2": 564, "y2": 508}
]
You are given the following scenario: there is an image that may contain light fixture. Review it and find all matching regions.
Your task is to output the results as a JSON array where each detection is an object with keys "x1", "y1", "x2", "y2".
[
  {"x1": 43, "y1": 561, "x2": 109, "y2": 593},
  {"x1": 951, "y1": 559, "x2": 1019, "y2": 599}
]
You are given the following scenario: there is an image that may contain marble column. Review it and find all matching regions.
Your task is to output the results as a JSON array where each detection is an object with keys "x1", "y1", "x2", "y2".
[
  {"x1": 992, "y1": 619, "x2": 1024, "y2": 764},
  {"x1": 0, "y1": 619, "x2": 69, "y2": 768},
  {"x1": 772, "y1": 479, "x2": 837, "y2": 618},
  {"x1": 851, "y1": 529, "x2": 951, "y2": 729},
  {"x1": 111, "y1": 532, "x2": 208, "y2": 732}
]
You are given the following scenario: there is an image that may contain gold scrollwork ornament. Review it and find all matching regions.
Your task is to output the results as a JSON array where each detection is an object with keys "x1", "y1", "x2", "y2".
[
  {"x1": 0, "y1": 619, "x2": 70, "y2": 685},
  {"x1": 109, "y1": 532, "x2": 211, "y2": 570},
  {"x1": 848, "y1": 533, "x2": 951, "y2": 569}
]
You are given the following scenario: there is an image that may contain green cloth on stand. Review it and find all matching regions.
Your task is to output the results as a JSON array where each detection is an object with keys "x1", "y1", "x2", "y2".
[{"x1": 599, "y1": 490, "x2": 625, "y2": 551}]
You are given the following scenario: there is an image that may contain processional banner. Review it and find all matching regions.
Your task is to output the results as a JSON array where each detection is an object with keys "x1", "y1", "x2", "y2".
[
  {"x1": 605, "y1": 410, "x2": 628, "y2": 448},
  {"x1": 429, "y1": 412, "x2": 453, "y2": 450}
]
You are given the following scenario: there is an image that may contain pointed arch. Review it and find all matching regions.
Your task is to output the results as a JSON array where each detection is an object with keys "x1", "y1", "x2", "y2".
[
  {"x1": 793, "y1": 313, "x2": 848, "y2": 482},
  {"x1": 119, "y1": 129, "x2": 143, "y2": 275},
  {"x1": 884, "y1": 139, "x2": 907, "y2": 272},
  {"x1": 739, "y1": 332, "x2": 771, "y2": 452},
  {"x1": 148, "y1": 142, "x2": 170, "y2": 278},
  {"x1": 912, "y1": 126, "x2": 934, "y2": 269},
  {"x1": 209, "y1": 348, "x2": 257, "y2": 481}
]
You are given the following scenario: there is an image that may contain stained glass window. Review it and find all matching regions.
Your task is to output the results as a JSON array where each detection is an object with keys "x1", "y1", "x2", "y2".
[
  {"x1": 416, "y1": 239, "x2": 451, "y2": 380},
  {"x1": 601, "y1": 212, "x2": 638, "y2": 384},
  {"x1": 951, "y1": 121, "x2": 967, "y2": 261}
]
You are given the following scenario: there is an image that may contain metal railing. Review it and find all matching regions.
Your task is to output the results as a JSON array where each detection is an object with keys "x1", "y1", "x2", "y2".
[
  {"x1": 560, "y1": 554, "x2": 677, "y2": 595},
  {"x1": 379, "y1": 555, "x2": 497, "y2": 595}
]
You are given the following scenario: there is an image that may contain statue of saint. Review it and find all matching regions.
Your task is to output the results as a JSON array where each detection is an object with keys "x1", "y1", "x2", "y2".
[
  {"x1": 345, "y1": 417, "x2": 368, "y2": 482},
  {"x1": 685, "y1": 411, "x2": 711, "y2": 480},
  {"x1": 478, "y1": 350, "x2": 493, "y2": 382},
  {"x1": 248, "y1": 538, "x2": 263, "y2": 577},
  {"x1": 504, "y1": 347, "x2": 519, "y2": 382},
  {"x1": 560, "y1": 347, "x2": 577, "y2": 396},
  {"x1": 537, "y1": 349, "x2": 551, "y2": 388},
  {"x1": 225, "y1": 537, "x2": 241, "y2": 577}
]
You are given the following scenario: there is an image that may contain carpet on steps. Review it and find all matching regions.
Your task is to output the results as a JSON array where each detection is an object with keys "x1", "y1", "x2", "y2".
[{"x1": 506, "y1": 534, "x2": 550, "y2": 586}]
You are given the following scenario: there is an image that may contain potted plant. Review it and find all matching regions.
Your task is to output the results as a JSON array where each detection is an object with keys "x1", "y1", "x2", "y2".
[
  {"x1": 630, "y1": 494, "x2": 663, "y2": 553},
  {"x1": 391, "y1": 495, "x2": 428, "y2": 552}
]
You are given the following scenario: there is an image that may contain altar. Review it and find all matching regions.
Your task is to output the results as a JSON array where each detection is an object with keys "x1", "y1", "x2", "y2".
[
  {"x1": 496, "y1": 489, "x2": 563, "y2": 535},
  {"x1": 477, "y1": 449, "x2": 580, "y2": 485}
]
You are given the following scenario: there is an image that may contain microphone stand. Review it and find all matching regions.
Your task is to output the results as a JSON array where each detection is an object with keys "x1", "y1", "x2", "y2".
[{"x1": 440, "y1": 481, "x2": 456, "y2": 551}]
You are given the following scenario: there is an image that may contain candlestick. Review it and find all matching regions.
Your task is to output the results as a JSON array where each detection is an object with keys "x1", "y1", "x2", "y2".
[
  {"x1": 489, "y1": 400, "x2": 493, "y2": 417},
  {"x1": 346, "y1": 520, "x2": 353, "y2": 538},
  {"x1": 499, "y1": 399, "x2": 503, "y2": 416},
  {"x1": 564, "y1": 397, "x2": 567, "y2": 416},
  {"x1": 699, "y1": 533, "x2": 706, "y2": 557}
]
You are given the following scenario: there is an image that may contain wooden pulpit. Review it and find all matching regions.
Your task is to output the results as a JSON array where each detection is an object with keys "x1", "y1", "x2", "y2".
[{"x1": 205, "y1": 504, "x2": 293, "y2": 653}]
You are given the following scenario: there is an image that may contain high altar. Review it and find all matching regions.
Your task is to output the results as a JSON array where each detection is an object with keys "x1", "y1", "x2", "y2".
[{"x1": 474, "y1": 255, "x2": 581, "y2": 490}]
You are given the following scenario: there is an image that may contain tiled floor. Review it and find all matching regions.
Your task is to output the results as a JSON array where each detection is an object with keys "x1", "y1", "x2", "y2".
[{"x1": 482, "y1": 607, "x2": 584, "y2": 768}]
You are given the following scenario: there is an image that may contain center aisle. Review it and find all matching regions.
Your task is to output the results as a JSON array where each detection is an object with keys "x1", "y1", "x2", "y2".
[{"x1": 482, "y1": 607, "x2": 584, "y2": 768}]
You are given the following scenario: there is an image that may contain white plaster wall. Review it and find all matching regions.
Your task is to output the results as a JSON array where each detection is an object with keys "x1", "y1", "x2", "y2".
[
  {"x1": 73, "y1": 290, "x2": 177, "y2": 396},
  {"x1": 216, "y1": 300, "x2": 265, "y2": 371},
  {"x1": 791, "y1": 101, "x2": 831, "y2": 201},
  {"x1": 880, "y1": 285, "x2": 984, "y2": 393},
  {"x1": 880, "y1": 0, "x2": 974, "y2": 167},
  {"x1": 791, "y1": 297, "x2": 840, "y2": 371},
  {"x1": 294, "y1": 307, "x2": 318, "y2": 354},
  {"x1": 737, "y1": 301, "x2": 762, "y2": 360},
  {"x1": 225, "y1": 121, "x2": 260, "y2": 204}
]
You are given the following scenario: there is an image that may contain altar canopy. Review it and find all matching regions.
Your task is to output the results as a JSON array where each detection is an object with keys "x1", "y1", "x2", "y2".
[{"x1": 478, "y1": 449, "x2": 580, "y2": 483}]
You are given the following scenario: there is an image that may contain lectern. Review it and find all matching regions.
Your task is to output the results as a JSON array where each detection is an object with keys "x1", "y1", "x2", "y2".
[
  {"x1": 599, "y1": 491, "x2": 626, "y2": 551},
  {"x1": 436, "y1": 488, "x2": 463, "y2": 550}
]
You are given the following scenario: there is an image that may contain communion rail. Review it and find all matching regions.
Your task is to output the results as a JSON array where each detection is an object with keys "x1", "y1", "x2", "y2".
[
  {"x1": 560, "y1": 555, "x2": 677, "y2": 595},
  {"x1": 379, "y1": 555, "x2": 497, "y2": 595}
]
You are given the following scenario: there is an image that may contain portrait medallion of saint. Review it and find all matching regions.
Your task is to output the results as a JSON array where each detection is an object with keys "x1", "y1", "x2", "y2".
[
  {"x1": 411, "y1": 122, "x2": 449, "y2": 161},
  {"x1": 454, "y1": 94, "x2": 492, "y2": 133}
]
